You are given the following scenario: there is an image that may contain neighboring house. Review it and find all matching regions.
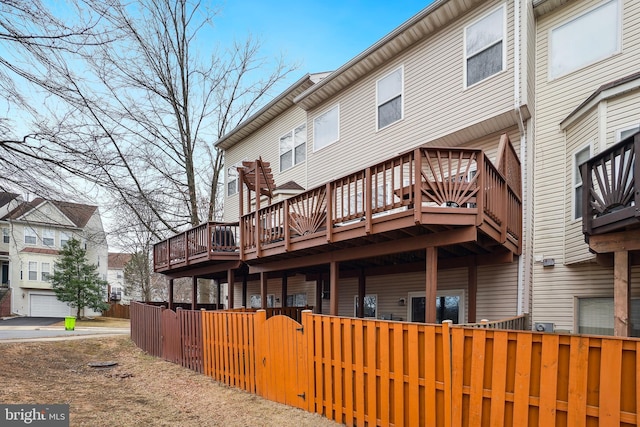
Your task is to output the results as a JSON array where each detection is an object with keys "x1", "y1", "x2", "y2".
[
  {"x1": 0, "y1": 193, "x2": 108, "y2": 317},
  {"x1": 152, "y1": 0, "x2": 640, "y2": 337},
  {"x1": 107, "y1": 252, "x2": 133, "y2": 304}
]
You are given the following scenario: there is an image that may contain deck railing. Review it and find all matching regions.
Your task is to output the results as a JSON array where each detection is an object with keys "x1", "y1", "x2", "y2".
[
  {"x1": 582, "y1": 133, "x2": 640, "y2": 236},
  {"x1": 460, "y1": 313, "x2": 529, "y2": 330},
  {"x1": 241, "y1": 146, "x2": 521, "y2": 254},
  {"x1": 153, "y1": 222, "x2": 239, "y2": 271}
]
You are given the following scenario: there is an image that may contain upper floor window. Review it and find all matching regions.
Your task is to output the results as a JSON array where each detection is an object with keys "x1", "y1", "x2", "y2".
[
  {"x1": 227, "y1": 162, "x2": 241, "y2": 197},
  {"x1": 28, "y1": 261, "x2": 37, "y2": 280},
  {"x1": 616, "y1": 124, "x2": 640, "y2": 143},
  {"x1": 549, "y1": 0, "x2": 620, "y2": 80},
  {"x1": 2, "y1": 228, "x2": 9, "y2": 244},
  {"x1": 41, "y1": 262, "x2": 51, "y2": 281},
  {"x1": 42, "y1": 228, "x2": 54, "y2": 246},
  {"x1": 60, "y1": 231, "x2": 70, "y2": 248},
  {"x1": 280, "y1": 124, "x2": 306, "y2": 172},
  {"x1": 313, "y1": 104, "x2": 339, "y2": 151},
  {"x1": 24, "y1": 227, "x2": 37, "y2": 245},
  {"x1": 465, "y1": 5, "x2": 505, "y2": 87},
  {"x1": 377, "y1": 67, "x2": 404, "y2": 130},
  {"x1": 574, "y1": 146, "x2": 591, "y2": 220}
]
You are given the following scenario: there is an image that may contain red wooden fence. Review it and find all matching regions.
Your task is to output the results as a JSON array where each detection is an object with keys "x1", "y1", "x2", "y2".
[{"x1": 130, "y1": 302, "x2": 163, "y2": 358}]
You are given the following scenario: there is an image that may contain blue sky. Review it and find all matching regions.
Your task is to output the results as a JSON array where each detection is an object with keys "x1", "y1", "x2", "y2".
[{"x1": 212, "y1": 1, "x2": 434, "y2": 89}]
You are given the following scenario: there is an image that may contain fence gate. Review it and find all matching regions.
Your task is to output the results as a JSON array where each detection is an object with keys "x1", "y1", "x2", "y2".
[{"x1": 255, "y1": 313, "x2": 309, "y2": 410}]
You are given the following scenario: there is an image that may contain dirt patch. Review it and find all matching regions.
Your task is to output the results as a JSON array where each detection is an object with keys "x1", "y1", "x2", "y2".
[{"x1": 0, "y1": 336, "x2": 339, "y2": 426}]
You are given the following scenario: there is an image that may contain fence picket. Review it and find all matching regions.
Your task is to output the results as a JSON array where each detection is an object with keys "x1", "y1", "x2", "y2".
[
  {"x1": 599, "y1": 339, "x2": 622, "y2": 425},
  {"x1": 379, "y1": 322, "x2": 390, "y2": 427},
  {"x1": 567, "y1": 335, "x2": 589, "y2": 426},
  {"x1": 539, "y1": 334, "x2": 560, "y2": 426},
  {"x1": 366, "y1": 321, "x2": 377, "y2": 426},
  {"x1": 332, "y1": 317, "x2": 344, "y2": 423},
  {"x1": 468, "y1": 328, "x2": 486, "y2": 425},
  {"x1": 489, "y1": 331, "x2": 508, "y2": 427},
  {"x1": 343, "y1": 317, "x2": 354, "y2": 426},
  {"x1": 408, "y1": 324, "x2": 420, "y2": 427},
  {"x1": 393, "y1": 322, "x2": 404, "y2": 427}
]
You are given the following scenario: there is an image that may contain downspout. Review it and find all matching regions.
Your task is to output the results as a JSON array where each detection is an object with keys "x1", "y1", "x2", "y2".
[{"x1": 513, "y1": 0, "x2": 526, "y2": 316}]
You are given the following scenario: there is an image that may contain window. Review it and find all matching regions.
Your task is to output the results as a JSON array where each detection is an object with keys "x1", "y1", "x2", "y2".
[
  {"x1": 60, "y1": 231, "x2": 70, "y2": 247},
  {"x1": 549, "y1": 0, "x2": 620, "y2": 80},
  {"x1": 313, "y1": 105, "x2": 339, "y2": 151},
  {"x1": 24, "y1": 227, "x2": 37, "y2": 245},
  {"x1": 286, "y1": 293, "x2": 307, "y2": 307},
  {"x1": 354, "y1": 294, "x2": 377, "y2": 318},
  {"x1": 249, "y1": 294, "x2": 275, "y2": 308},
  {"x1": 28, "y1": 261, "x2": 37, "y2": 281},
  {"x1": 578, "y1": 297, "x2": 640, "y2": 337},
  {"x1": 227, "y1": 165, "x2": 239, "y2": 196},
  {"x1": 2, "y1": 228, "x2": 9, "y2": 244},
  {"x1": 42, "y1": 228, "x2": 54, "y2": 246},
  {"x1": 377, "y1": 67, "x2": 403, "y2": 129},
  {"x1": 573, "y1": 146, "x2": 591, "y2": 219},
  {"x1": 408, "y1": 290, "x2": 465, "y2": 324},
  {"x1": 465, "y1": 5, "x2": 505, "y2": 87},
  {"x1": 616, "y1": 124, "x2": 640, "y2": 143},
  {"x1": 280, "y1": 124, "x2": 306, "y2": 172},
  {"x1": 41, "y1": 263, "x2": 50, "y2": 281}
]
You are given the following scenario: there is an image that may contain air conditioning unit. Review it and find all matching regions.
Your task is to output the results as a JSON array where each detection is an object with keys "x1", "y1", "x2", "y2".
[{"x1": 535, "y1": 322, "x2": 555, "y2": 332}]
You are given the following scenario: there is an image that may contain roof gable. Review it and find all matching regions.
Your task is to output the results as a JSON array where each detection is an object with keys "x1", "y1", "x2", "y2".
[
  {"x1": 108, "y1": 252, "x2": 133, "y2": 269},
  {"x1": 3, "y1": 198, "x2": 97, "y2": 228}
]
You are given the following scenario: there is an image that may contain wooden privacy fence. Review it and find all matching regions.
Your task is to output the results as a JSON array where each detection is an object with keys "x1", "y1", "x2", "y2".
[
  {"x1": 103, "y1": 303, "x2": 130, "y2": 319},
  {"x1": 130, "y1": 302, "x2": 163, "y2": 358},
  {"x1": 131, "y1": 304, "x2": 640, "y2": 426}
]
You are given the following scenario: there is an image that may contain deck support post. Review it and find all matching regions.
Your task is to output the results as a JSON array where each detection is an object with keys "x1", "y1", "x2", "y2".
[
  {"x1": 468, "y1": 262, "x2": 477, "y2": 323},
  {"x1": 168, "y1": 279, "x2": 174, "y2": 311},
  {"x1": 315, "y1": 275, "x2": 323, "y2": 314},
  {"x1": 282, "y1": 271, "x2": 288, "y2": 308},
  {"x1": 357, "y1": 269, "x2": 365, "y2": 318},
  {"x1": 227, "y1": 269, "x2": 235, "y2": 309},
  {"x1": 614, "y1": 250, "x2": 631, "y2": 337},
  {"x1": 191, "y1": 276, "x2": 198, "y2": 310},
  {"x1": 425, "y1": 247, "x2": 438, "y2": 324},
  {"x1": 242, "y1": 274, "x2": 248, "y2": 307},
  {"x1": 260, "y1": 272, "x2": 268, "y2": 309},
  {"x1": 330, "y1": 261, "x2": 339, "y2": 316}
]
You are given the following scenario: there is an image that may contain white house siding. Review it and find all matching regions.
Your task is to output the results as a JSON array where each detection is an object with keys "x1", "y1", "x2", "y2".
[
  {"x1": 305, "y1": 0, "x2": 516, "y2": 189},
  {"x1": 563, "y1": 109, "x2": 598, "y2": 264},
  {"x1": 533, "y1": 0, "x2": 640, "y2": 332},
  {"x1": 223, "y1": 105, "x2": 308, "y2": 223},
  {"x1": 606, "y1": 89, "x2": 640, "y2": 146}
]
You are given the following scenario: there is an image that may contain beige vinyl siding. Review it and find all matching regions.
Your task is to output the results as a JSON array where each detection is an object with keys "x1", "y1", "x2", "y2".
[
  {"x1": 476, "y1": 261, "x2": 519, "y2": 320},
  {"x1": 234, "y1": 274, "x2": 318, "y2": 309},
  {"x1": 533, "y1": 0, "x2": 640, "y2": 330},
  {"x1": 223, "y1": 105, "x2": 308, "y2": 222},
  {"x1": 606, "y1": 90, "x2": 640, "y2": 146},
  {"x1": 564, "y1": 109, "x2": 598, "y2": 264},
  {"x1": 305, "y1": 0, "x2": 516, "y2": 189}
]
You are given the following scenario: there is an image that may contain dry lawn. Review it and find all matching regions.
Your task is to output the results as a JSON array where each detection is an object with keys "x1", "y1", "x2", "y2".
[
  {"x1": 51, "y1": 316, "x2": 131, "y2": 328},
  {"x1": 0, "y1": 335, "x2": 339, "y2": 426}
]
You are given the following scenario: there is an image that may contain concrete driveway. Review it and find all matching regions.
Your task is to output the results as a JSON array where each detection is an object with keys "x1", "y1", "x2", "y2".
[{"x1": 0, "y1": 316, "x2": 129, "y2": 342}]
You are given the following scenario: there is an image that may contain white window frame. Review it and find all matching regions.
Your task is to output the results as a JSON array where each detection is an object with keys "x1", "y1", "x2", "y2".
[
  {"x1": 573, "y1": 145, "x2": 592, "y2": 220},
  {"x1": 60, "y1": 231, "x2": 70, "y2": 247},
  {"x1": 24, "y1": 227, "x2": 37, "y2": 245},
  {"x1": 279, "y1": 123, "x2": 307, "y2": 172},
  {"x1": 313, "y1": 104, "x2": 340, "y2": 152},
  {"x1": 463, "y1": 4, "x2": 506, "y2": 89},
  {"x1": 41, "y1": 262, "x2": 51, "y2": 281},
  {"x1": 548, "y1": 0, "x2": 621, "y2": 81},
  {"x1": 42, "y1": 228, "x2": 54, "y2": 246},
  {"x1": 616, "y1": 124, "x2": 640, "y2": 143},
  {"x1": 226, "y1": 160, "x2": 246, "y2": 197},
  {"x1": 28, "y1": 261, "x2": 37, "y2": 281},
  {"x1": 407, "y1": 289, "x2": 466, "y2": 324},
  {"x1": 353, "y1": 294, "x2": 378, "y2": 318},
  {"x1": 376, "y1": 66, "x2": 404, "y2": 131},
  {"x1": 2, "y1": 227, "x2": 9, "y2": 244}
]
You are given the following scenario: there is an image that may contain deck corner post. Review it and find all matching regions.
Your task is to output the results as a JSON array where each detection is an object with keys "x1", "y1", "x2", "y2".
[
  {"x1": 330, "y1": 261, "x2": 339, "y2": 316},
  {"x1": 614, "y1": 250, "x2": 631, "y2": 337},
  {"x1": 260, "y1": 272, "x2": 268, "y2": 309},
  {"x1": 425, "y1": 247, "x2": 438, "y2": 324}
]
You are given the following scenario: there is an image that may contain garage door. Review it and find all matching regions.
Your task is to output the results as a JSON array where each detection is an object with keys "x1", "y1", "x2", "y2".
[{"x1": 30, "y1": 294, "x2": 71, "y2": 317}]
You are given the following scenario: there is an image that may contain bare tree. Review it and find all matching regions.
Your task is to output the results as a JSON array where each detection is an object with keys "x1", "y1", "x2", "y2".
[{"x1": 1, "y1": 0, "x2": 296, "y2": 238}]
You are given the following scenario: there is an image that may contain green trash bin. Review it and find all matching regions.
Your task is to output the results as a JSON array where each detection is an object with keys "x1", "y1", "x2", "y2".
[{"x1": 65, "y1": 316, "x2": 76, "y2": 331}]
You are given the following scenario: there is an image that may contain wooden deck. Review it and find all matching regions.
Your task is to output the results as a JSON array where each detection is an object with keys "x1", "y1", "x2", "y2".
[{"x1": 154, "y1": 136, "x2": 522, "y2": 274}]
